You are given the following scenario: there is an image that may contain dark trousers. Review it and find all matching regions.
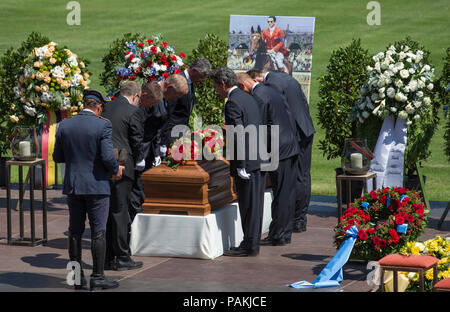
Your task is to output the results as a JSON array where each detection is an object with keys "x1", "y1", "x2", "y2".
[
  {"x1": 235, "y1": 170, "x2": 264, "y2": 253},
  {"x1": 67, "y1": 194, "x2": 109, "y2": 236},
  {"x1": 269, "y1": 156, "x2": 298, "y2": 241},
  {"x1": 295, "y1": 133, "x2": 314, "y2": 228},
  {"x1": 129, "y1": 141, "x2": 152, "y2": 220},
  {"x1": 106, "y1": 176, "x2": 133, "y2": 261}
]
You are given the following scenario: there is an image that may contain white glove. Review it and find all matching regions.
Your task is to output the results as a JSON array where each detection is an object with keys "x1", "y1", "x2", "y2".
[
  {"x1": 237, "y1": 168, "x2": 251, "y2": 180},
  {"x1": 152, "y1": 156, "x2": 161, "y2": 167},
  {"x1": 267, "y1": 49, "x2": 275, "y2": 54},
  {"x1": 160, "y1": 145, "x2": 167, "y2": 157},
  {"x1": 135, "y1": 159, "x2": 146, "y2": 171}
]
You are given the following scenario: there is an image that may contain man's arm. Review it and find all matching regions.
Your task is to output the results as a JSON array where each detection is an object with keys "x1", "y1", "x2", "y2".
[
  {"x1": 129, "y1": 108, "x2": 144, "y2": 164},
  {"x1": 224, "y1": 100, "x2": 245, "y2": 169},
  {"x1": 271, "y1": 28, "x2": 285, "y2": 53},
  {"x1": 100, "y1": 121, "x2": 120, "y2": 175},
  {"x1": 52, "y1": 126, "x2": 65, "y2": 163}
]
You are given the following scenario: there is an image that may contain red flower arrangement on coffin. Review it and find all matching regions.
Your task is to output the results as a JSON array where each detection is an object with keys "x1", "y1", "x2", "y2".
[
  {"x1": 334, "y1": 186, "x2": 429, "y2": 261},
  {"x1": 166, "y1": 125, "x2": 225, "y2": 169}
]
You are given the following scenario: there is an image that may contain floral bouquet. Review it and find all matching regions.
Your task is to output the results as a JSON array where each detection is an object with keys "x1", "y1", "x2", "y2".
[
  {"x1": 114, "y1": 35, "x2": 186, "y2": 88},
  {"x1": 398, "y1": 235, "x2": 450, "y2": 291},
  {"x1": 166, "y1": 125, "x2": 225, "y2": 169},
  {"x1": 12, "y1": 41, "x2": 90, "y2": 124},
  {"x1": 334, "y1": 186, "x2": 428, "y2": 261},
  {"x1": 351, "y1": 44, "x2": 435, "y2": 126}
]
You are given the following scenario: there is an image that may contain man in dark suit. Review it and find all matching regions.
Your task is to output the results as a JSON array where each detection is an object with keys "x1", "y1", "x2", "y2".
[
  {"x1": 160, "y1": 58, "x2": 211, "y2": 148},
  {"x1": 211, "y1": 67, "x2": 264, "y2": 257},
  {"x1": 237, "y1": 72, "x2": 300, "y2": 246},
  {"x1": 53, "y1": 89, "x2": 123, "y2": 291},
  {"x1": 102, "y1": 81, "x2": 144, "y2": 271},
  {"x1": 248, "y1": 69, "x2": 315, "y2": 233}
]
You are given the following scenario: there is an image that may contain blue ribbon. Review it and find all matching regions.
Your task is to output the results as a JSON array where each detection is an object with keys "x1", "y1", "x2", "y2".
[
  {"x1": 360, "y1": 202, "x2": 370, "y2": 210},
  {"x1": 287, "y1": 225, "x2": 359, "y2": 289},
  {"x1": 400, "y1": 195, "x2": 409, "y2": 203},
  {"x1": 386, "y1": 195, "x2": 390, "y2": 209},
  {"x1": 396, "y1": 223, "x2": 408, "y2": 234}
]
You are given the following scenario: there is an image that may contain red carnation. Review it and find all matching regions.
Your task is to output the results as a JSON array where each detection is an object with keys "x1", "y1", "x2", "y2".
[
  {"x1": 161, "y1": 55, "x2": 167, "y2": 62},
  {"x1": 147, "y1": 39, "x2": 154, "y2": 45},
  {"x1": 129, "y1": 54, "x2": 135, "y2": 61},
  {"x1": 395, "y1": 216, "x2": 405, "y2": 225},
  {"x1": 138, "y1": 42, "x2": 145, "y2": 48},
  {"x1": 161, "y1": 42, "x2": 168, "y2": 48},
  {"x1": 372, "y1": 236, "x2": 381, "y2": 245},
  {"x1": 179, "y1": 52, "x2": 186, "y2": 59},
  {"x1": 346, "y1": 206, "x2": 357, "y2": 214},
  {"x1": 140, "y1": 52, "x2": 145, "y2": 58},
  {"x1": 367, "y1": 228, "x2": 376, "y2": 235},
  {"x1": 170, "y1": 55, "x2": 177, "y2": 61},
  {"x1": 149, "y1": 76, "x2": 156, "y2": 81},
  {"x1": 370, "y1": 190, "x2": 378, "y2": 200},
  {"x1": 405, "y1": 214, "x2": 414, "y2": 223},
  {"x1": 174, "y1": 68, "x2": 181, "y2": 74},
  {"x1": 382, "y1": 187, "x2": 390, "y2": 194},
  {"x1": 162, "y1": 72, "x2": 169, "y2": 79},
  {"x1": 358, "y1": 230, "x2": 369, "y2": 241},
  {"x1": 111, "y1": 96, "x2": 117, "y2": 100},
  {"x1": 129, "y1": 75, "x2": 135, "y2": 80},
  {"x1": 379, "y1": 239, "x2": 387, "y2": 248},
  {"x1": 363, "y1": 214, "x2": 371, "y2": 222},
  {"x1": 151, "y1": 46, "x2": 157, "y2": 53},
  {"x1": 379, "y1": 195, "x2": 387, "y2": 205},
  {"x1": 389, "y1": 229, "x2": 400, "y2": 243},
  {"x1": 125, "y1": 51, "x2": 131, "y2": 56}
]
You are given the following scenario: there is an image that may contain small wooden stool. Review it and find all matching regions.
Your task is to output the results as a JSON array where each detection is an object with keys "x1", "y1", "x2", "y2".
[
  {"x1": 433, "y1": 278, "x2": 450, "y2": 292},
  {"x1": 378, "y1": 254, "x2": 439, "y2": 292},
  {"x1": 336, "y1": 171, "x2": 377, "y2": 219}
]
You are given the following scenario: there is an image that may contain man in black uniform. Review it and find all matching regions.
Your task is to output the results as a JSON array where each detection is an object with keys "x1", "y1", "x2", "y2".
[
  {"x1": 160, "y1": 58, "x2": 211, "y2": 148},
  {"x1": 53, "y1": 89, "x2": 123, "y2": 291},
  {"x1": 211, "y1": 67, "x2": 263, "y2": 257},
  {"x1": 102, "y1": 81, "x2": 144, "y2": 271},
  {"x1": 237, "y1": 72, "x2": 300, "y2": 245},
  {"x1": 248, "y1": 69, "x2": 315, "y2": 233}
]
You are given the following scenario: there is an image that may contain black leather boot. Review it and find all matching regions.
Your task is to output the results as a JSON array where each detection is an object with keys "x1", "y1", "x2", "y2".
[
  {"x1": 68, "y1": 234, "x2": 87, "y2": 290},
  {"x1": 90, "y1": 231, "x2": 119, "y2": 291}
]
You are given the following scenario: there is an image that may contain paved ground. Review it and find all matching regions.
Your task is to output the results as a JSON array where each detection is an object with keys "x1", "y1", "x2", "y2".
[{"x1": 0, "y1": 186, "x2": 448, "y2": 294}]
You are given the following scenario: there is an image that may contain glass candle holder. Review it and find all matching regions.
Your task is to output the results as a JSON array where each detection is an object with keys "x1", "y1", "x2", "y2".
[
  {"x1": 10, "y1": 126, "x2": 39, "y2": 161},
  {"x1": 341, "y1": 138, "x2": 372, "y2": 175}
]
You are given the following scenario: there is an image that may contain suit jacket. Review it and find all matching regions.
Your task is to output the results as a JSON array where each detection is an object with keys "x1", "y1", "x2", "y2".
[
  {"x1": 161, "y1": 70, "x2": 195, "y2": 146},
  {"x1": 251, "y1": 83, "x2": 299, "y2": 160},
  {"x1": 264, "y1": 71, "x2": 315, "y2": 139},
  {"x1": 142, "y1": 98, "x2": 168, "y2": 159},
  {"x1": 53, "y1": 110, "x2": 119, "y2": 195},
  {"x1": 262, "y1": 27, "x2": 289, "y2": 55},
  {"x1": 102, "y1": 95, "x2": 144, "y2": 180},
  {"x1": 225, "y1": 88, "x2": 262, "y2": 176}
]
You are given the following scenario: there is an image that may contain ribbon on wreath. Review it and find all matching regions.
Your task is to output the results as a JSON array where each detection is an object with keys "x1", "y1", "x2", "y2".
[{"x1": 287, "y1": 225, "x2": 359, "y2": 289}]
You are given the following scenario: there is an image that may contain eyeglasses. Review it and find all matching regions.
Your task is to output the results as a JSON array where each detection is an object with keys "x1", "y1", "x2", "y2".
[{"x1": 267, "y1": 20, "x2": 274, "y2": 24}]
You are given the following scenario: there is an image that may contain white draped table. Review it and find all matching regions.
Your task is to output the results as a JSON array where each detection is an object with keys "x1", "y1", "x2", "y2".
[{"x1": 130, "y1": 190, "x2": 273, "y2": 259}]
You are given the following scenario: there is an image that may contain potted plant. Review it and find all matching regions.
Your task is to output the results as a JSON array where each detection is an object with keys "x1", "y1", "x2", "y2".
[{"x1": 317, "y1": 39, "x2": 371, "y2": 203}]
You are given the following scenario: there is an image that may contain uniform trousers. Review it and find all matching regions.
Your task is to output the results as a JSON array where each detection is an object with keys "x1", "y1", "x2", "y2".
[
  {"x1": 67, "y1": 195, "x2": 110, "y2": 236},
  {"x1": 268, "y1": 155, "x2": 299, "y2": 241},
  {"x1": 235, "y1": 170, "x2": 264, "y2": 253}
]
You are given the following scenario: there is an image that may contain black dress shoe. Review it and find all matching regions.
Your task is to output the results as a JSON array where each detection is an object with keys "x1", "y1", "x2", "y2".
[
  {"x1": 104, "y1": 259, "x2": 115, "y2": 270},
  {"x1": 223, "y1": 248, "x2": 259, "y2": 257},
  {"x1": 260, "y1": 237, "x2": 290, "y2": 246},
  {"x1": 293, "y1": 224, "x2": 307, "y2": 233},
  {"x1": 114, "y1": 257, "x2": 143, "y2": 271},
  {"x1": 90, "y1": 275, "x2": 119, "y2": 291}
]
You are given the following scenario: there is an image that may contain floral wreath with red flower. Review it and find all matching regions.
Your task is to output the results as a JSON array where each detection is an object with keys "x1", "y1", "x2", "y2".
[
  {"x1": 113, "y1": 35, "x2": 186, "y2": 95},
  {"x1": 334, "y1": 186, "x2": 429, "y2": 261},
  {"x1": 166, "y1": 125, "x2": 225, "y2": 169}
]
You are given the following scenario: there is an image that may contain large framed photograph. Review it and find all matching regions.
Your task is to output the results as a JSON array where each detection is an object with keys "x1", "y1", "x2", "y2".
[{"x1": 228, "y1": 15, "x2": 315, "y2": 101}]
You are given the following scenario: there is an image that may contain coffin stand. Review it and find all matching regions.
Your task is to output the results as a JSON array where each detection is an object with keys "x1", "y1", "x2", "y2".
[{"x1": 141, "y1": 159, "x2": 238, "y2": 216}]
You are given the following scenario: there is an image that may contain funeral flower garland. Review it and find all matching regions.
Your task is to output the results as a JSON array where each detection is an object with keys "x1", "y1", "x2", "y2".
[
  {"x1": 352, "y1": 44, "x2": 435, "y2": 126},
  {"x1": 12, "y1": 41, "x2": 90, "y2": 124},
  {"x1": 166, "y1": 125, "x2": 225, "y2": 169},
  {"x1": 334, "y1": 187, "x2": 428, "y2": 261}
]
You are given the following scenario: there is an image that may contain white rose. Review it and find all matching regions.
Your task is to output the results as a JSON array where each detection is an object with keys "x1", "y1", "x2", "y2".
[
  {"x1": 395, "y1": 62, "x2": 405, "y2": 70},
  {"x1": 406, "y1": 120, "x2": 412, "y2": 126},
  {"x1": 381, "y1": 60, "x2": 390, "y2": 70},
  {"x1": 398, "y1": 110, "x2": 408, "y2": 119},
  {"x1": 388, "y1": 45, "x2": 396, "y2": 52},
  {"x1": 409, "y1": 68, "x2": 415, "y2": 74},
  {"x1": 427, "y1": 83, "x2": 434, "y2": 90},
  {"x1": 395, "y1": 80, "x2": 403, "y2": 87},
  {"x1": 423, "y1": 97, "x2": 431, "y2": 105},
  {"x1": 423, "y1": 64, "x2": 431, "y2": 72},
  {"x1": 416, "y1": 91, "x2": 423, "y2": 98},
  {"x1": 413, "y1": 114, "x2": 421, "y2": 121},
  {"x1": 399, "y1": 69, "x2": 409, "y2": 79},
  {"x1": 418, "y1": 80, "x2": 425, "y2": 88},
  {"x1": 395, "y1": 92, "x2": 407, "y2": 102},
  {"x1": 406, "y1": 58, "x2": 412, "y2": 63},
  {"x1": 374, "y1": 62, "x2": 381, "y2": 72},
  {"x1": 390, "y1": 107, "x2": 397, "y2": 113},
  {"x1": 405, "y1": 104, "x2": 415, "y2": 114},
  {"x1": 403, "y1": 86, "x2": 410, "y2": 93},
  {"x1": 413, "y1": 101, "x2": 422, "y2": 108},
  {"x1": 408, "y1": 80, "x2": 418, "y2": 92},
  {"x1": 366, "y1": 65, "x2": 373, "y2": 72},
  {"x1": 399, "y1": 52, "x2": 406, "y2": 59},
  {"x1": 387, "y1": 87, "x2": 396, "y2": 98}
]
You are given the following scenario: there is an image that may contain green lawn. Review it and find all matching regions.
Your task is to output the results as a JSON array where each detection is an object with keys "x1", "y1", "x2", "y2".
[{"x1": 1, "y1": 0, "x2": 449, "y2": 200}]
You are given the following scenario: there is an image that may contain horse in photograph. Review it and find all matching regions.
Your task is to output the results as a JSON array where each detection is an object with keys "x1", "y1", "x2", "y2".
[{"x1": 246, "y1": 25, "x2": 292, "y2": 75}]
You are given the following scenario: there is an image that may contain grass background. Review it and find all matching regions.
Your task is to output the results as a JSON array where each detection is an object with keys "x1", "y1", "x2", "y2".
[{"x1": 0, "y1": 0, "x2": 448, "y2": 200}]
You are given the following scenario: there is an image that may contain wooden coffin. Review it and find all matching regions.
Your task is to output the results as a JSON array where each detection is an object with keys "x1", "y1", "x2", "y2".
[{"x1": 141, "y1": 158, "x2": 238, "y2": 216}]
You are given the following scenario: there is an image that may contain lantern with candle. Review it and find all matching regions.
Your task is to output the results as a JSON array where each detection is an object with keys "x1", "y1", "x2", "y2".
[
  {"x1": 10, "y1": 126, "x2": 39, "y2": 161},
  {"x1": 341, "y1": 138, "x2": 373, "y2": 175}
]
